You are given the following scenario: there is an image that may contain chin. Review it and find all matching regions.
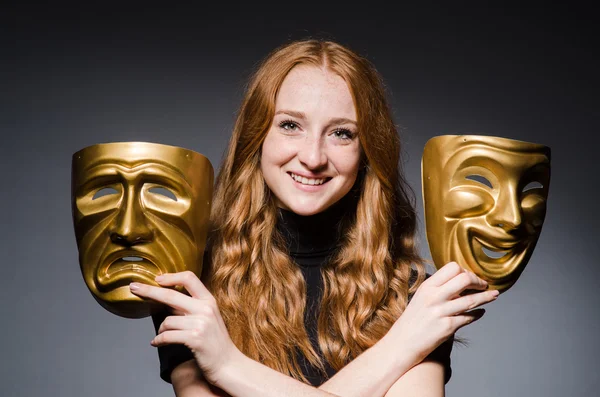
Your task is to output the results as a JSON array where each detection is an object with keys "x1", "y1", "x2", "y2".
[
  {"x1": 282, "y1": 199, "x2": 332, "y2": 216},
  {"x1": 286, "y1": 206, "x2": 324, "y2": 216}
]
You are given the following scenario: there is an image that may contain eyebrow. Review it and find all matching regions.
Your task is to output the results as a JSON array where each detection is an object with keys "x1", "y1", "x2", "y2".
[{"x1": 275, "y1": 109, "x2": 357, "y2": 126}]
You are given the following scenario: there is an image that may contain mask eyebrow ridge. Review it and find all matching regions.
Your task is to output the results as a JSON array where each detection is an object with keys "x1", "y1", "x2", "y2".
[{"x1": 80, "y1": 163, "x2": 193, "y2": 194}]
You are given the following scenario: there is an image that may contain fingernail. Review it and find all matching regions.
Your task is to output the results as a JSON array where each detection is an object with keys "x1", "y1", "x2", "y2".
[
  {"x1": 492, "y1": 290, "x2": 500, "y2": 298},
  {"x1": 129, "y1": 282, "x2": 140, "y2": 291},
  {"x1": 155, "y1": 275, "x2": 164, "y2": 281}
]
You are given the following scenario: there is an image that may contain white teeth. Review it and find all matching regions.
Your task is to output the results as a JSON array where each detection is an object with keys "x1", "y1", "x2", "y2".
[{"x1": 290, "y1": 173, "x2": 325, "y2": 186}]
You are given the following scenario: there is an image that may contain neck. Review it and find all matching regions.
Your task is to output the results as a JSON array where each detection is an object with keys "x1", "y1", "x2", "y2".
[{"x1": 276, "y1": 193, "x2": 357, "y2": 257}]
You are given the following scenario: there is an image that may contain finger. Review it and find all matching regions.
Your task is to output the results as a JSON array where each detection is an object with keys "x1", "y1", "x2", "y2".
[
  {"x1": 158, "y1": 306, "x2": 185, "y2": 317},
  {"x1": 442, "y1": 289, "x2": 498, "y2": 316},
  {"x1": 427, "y1": 262, "x2": 464, "y2": 286},
  {"x1": 439, "y1": 270, "x2": 488, "y2": 299},
  {"x1": 151, "y1": 329, "x2": 197, "y2": 347},
  {"x1": 129, "y1": 283, "x2": 196, "y2": 314},
  {"x1": 158, "y1": 315, "x2": 198, "y2": 334},
  {"x1": 155, "y1": 271, "x2": 212, "y2": 300},
  {"x1": 451, "y1": 308, "x2": 486, "y2": 331},
  {"x1": 456, "y1": 268, "x2": 490, "y2": 296}
]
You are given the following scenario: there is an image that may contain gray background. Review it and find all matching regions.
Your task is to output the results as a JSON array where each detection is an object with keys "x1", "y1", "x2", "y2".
[{"x1": 4, "y1": 3, "x2": 598, "y2": 397}]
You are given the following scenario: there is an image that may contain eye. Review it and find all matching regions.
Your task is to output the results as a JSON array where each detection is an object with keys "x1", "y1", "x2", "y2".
[
  {"x1": 523, "y1": 181, "x2": 543, "y2": 192},
  {"x1": 465, "y1": 174, "x2": 493, "y2": 189},
  {"x1": 332, "y1": 128, "x2": 354, "y2": 140},
  {"x1": 278, "y1": 119, "x2": 299, "y2": 131},
  {"x1": 148, "y1": 187, "x2": 177, "y2": 201},
  {"x1": 92, "y1": 187, "x2": 119, "y2": 200}
]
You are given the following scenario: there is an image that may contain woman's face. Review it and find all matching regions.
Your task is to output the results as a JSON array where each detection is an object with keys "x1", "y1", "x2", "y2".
[{"x1": 261, "y1": 65, "x2": 361, "y2": 216}]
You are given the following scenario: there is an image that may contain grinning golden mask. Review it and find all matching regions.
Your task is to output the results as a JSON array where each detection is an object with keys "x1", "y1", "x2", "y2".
[
  {"x1": 422, "y1": 135, "x2": 551, "y2": 292},
  {"x1": 71, "y1": 142, "x2": 213, "y2": 318}
]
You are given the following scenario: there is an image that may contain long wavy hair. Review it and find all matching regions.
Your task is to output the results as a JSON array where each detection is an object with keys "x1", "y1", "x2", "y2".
[{"x1": 205, "y1": 39, "x2": 427, "y2": 382}]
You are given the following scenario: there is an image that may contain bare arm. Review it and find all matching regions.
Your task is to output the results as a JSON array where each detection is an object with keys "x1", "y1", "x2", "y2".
[
  {"x1": 172, "y1": 328, "x2": 431, "y2": 397},
  {"x1": 170, "y1": 358, "x2": 338, "y2": 397},
  {"x1": 171, "y1": 360, "x2": 230, "y2": 397},
  {"x1": 141, "y1": 263, "x2": 494, "y2": 397},
  {"x1": 384, "y1": 360, "x2": 445, "y2": 397},
  {"x1": 316, "y1": 329, "x2": 422, "y2": 397}
]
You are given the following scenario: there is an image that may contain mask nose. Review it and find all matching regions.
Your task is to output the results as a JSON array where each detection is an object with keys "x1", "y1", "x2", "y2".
[
  {"x1": 109, "y1": 188, "x2": 153, "y2": 246},
  {"x1": 297, "y1": 135, "x2": 328, "y2": 171},
  {"x1": 486, "y1": 187, "x2": 522, "y2": 232}
]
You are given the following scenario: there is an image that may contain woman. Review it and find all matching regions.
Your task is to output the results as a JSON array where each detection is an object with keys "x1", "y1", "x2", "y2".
[{"x1": 130, "y1": 39, "x2": 498, "y2": 396}]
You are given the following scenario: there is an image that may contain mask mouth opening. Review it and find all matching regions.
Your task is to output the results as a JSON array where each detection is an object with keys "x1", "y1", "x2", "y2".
[
  {"x1": 481, "y1": 246, "x2": 510, "y2": 259},
  {"x1": 470, "y1": 235, "x2": 519, "y2": 266},
  {"x1": 466, "y1": 233, "x2": 531, "y2": 283},
  {"x1": 95, "y1": 251, "x2": 163, "y2": 292},
  {"x1": 122, "y1": 256, "x2": 144, "y2": 262},
  {"x1": 107, "y1": 256, "x2": 159, "y2": 277}
]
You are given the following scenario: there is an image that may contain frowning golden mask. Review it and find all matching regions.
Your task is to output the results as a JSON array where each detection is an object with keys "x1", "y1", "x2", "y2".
[
  {"x1": 71, "y1": 142, "x2": 213, "y2": 318},
  {"x1": 422, "y1": 135, "x2": 551, "y2": 292}
]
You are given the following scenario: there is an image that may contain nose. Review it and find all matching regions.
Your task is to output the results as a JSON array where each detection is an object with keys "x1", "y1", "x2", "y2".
[
  {"x1": 109, "y1": 188, "x2": 153, "y2": 246},
  {"x1": 486, "y1": 187, "x2": 522, "y2": 232},
  {"x1": 297, "y1": 135, "x2": 328, "y2": 171}
]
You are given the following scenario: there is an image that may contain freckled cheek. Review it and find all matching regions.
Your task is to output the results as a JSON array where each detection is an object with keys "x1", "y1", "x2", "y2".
[
  {"x1": 260, "y1": 140, "x2": 285, "y2": 171},
  {"x1": 261, "y1": 133, "x2": 297, "y2": 167},
  {"x1": 331, "y1": 146, "x2": 361, "y2": 177}
]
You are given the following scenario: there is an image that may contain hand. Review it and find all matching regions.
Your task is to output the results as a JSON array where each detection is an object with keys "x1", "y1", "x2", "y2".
[
  {"x1": 129, "y1": 271, "x2": 242, "y2": 387},
  {"x1": 388, "y1": 262, "x2": 499, "y2": 362}
]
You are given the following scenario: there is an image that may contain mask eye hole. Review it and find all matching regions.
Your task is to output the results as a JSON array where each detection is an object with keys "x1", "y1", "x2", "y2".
[
  {"x1": 92, "y1": 187, "x2": 119, "y2": 200},
  {"x1": 465, "y1": 174, "x2": 493, "y2": 189},
  {"x1": 523, "y1": 181, "x2": 543, "y2": 192},
  {"x1": 148, "y1": 187, "x2": 177, "y2": 201}
]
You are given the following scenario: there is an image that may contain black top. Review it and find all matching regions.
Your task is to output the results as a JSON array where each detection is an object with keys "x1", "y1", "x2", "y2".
[{"x1": 152, "y1": 198, "x2": 453, "y2": 386}]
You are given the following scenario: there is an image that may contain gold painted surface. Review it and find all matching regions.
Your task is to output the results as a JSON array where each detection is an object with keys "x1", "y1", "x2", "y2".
[
  {"x1": 71, "y1": 142, "x2": 213, "y2": 318},
  {"x1": 422, "y1": 135, "x2": 551, "y2": 292}
]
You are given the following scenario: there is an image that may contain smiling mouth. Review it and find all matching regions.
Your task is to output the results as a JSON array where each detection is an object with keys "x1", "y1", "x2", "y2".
[
  {"x1": 472, "y1": 236, "x2": 518, "y2": 262},
  {"x1": 481, "y1": 246, "x2": 510, "y2": 259},
  {"x1": 288, "y1": 172, "x2": 332, "y2": 186},
  {"x1": 461, "y1": 230, "x2": 532, "y2": 287}
]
